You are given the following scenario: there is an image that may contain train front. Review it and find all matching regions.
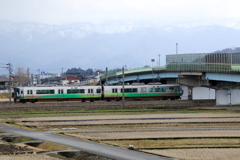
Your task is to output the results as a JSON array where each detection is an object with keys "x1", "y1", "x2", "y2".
[
  {"x1": 13, "y1": 87, "x2": 24, "y2": 103},
  {"x1": 176, "y1": 85, "x2": 184, "y2": 98}
]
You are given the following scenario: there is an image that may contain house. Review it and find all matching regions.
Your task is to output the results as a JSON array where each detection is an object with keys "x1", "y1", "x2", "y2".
[
  {"x1": 60, "y1": 76, "x2": 80, "y2": 85},
  {"x1": 0, "y1": 77, "x2": 17, "y2": 89},
  {"x1": 0, "y1": 77, "x2": 9, "y2": 90}
]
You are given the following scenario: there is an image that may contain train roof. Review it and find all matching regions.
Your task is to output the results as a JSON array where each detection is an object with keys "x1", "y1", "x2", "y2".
[{"x1": 14, "y1": 84, "x2": 181, "y2": 89}]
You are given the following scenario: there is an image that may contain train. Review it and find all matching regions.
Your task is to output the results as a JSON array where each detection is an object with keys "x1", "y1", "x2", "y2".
[{"x1": 13, "y1": 83, "x2": 183, "y2": 103}]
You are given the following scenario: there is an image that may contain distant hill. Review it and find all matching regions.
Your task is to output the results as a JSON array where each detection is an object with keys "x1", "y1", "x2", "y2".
[{"x1": 214, "y1": 47, "x2": 240, "y2": 53}]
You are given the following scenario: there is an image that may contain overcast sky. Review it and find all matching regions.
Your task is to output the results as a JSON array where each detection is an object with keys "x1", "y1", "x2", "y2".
[{"x1": 0, "y1": 0, "x2": 240, "y2": 25}]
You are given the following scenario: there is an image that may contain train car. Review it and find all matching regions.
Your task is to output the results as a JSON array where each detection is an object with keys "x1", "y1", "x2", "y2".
[
  {"x1": 13, "y1": 84, "x2": 183, "y2": 103},
  {"x1": 104, "y1": 84, "x2": 183, "y2": 101},
  {"x1": 13, "y1": 86, "x2": 102, "y2": 103}
]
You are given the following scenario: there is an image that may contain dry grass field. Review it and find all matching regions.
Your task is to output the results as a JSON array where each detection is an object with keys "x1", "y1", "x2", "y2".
[
  {"x1": 1, "y1": 101, "x2": 240, "y2": 160},
  {"x1": 13, "y1": 112, "x2": 240, "y2": 160},
  {"x1": 0, "y1": 93, "x2": 8, "y2": 99}
]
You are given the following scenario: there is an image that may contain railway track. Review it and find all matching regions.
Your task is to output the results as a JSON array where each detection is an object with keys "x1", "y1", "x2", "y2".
[{"x1": 0, "y1": 100, "x2": 215, "y2": 109}]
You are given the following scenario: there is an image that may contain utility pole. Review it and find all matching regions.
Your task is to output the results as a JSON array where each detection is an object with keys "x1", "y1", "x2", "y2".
[
  {"x1": 7, "y1": 63, "x2": 13, "y2": 101},
  {"x1": 38, "y1": 69, "x2": 40, "y2": 85},
  {"x1": 176, "y1": 43, "x2": 178, "y2": 54},
  {"x1": 98, "y1": 71, "x2": 102, "y2": 86},
  {"x1": 27, "y1": 68, "x2": 30, "y2": 86},
  {"x1": 122, "y1": 66, "x2": 125, "y2": 107},
  {"x1": 151, "y1": 59, "x2": 155, "y2": 83},
  {"x1": 106, "y1": 67, "x2": 108, "y2": 85},
  {"x1": 31, "y1": 74, "x2": 34, "y2": 86},
  {"x1": 158, "y1": 54, "x2": 161, "y2": 66}
]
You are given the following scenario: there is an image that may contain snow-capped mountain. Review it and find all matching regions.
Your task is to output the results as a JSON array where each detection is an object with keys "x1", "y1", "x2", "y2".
[
  {"x1": 170, "y1": 19, "x2": 240, "y2": 30},
  {"x1": 1, "y1": 19, "x2": 240, "y2": 74},
  {"x1": 0, "y1": 20, "x2": 146, "y2": 41}
]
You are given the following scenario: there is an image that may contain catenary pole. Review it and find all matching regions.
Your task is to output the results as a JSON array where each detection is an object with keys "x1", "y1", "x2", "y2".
[{"x1": 122, "y1": 66, "x2": 125, "y2": 106}]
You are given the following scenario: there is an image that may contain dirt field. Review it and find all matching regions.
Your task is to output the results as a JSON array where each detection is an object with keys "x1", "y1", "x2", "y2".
[
  {"x1": 0, "y1": 99, "x2": 9, "y2": 102},
  {"x1": 13, "y1": 112, "x2": 240, "y2": 121},
  {"x1": 65, "y1": 130, "x2": 240, "y2": 140},
  {"x1": 0, "y1": 154, "x2": 60, "y2": 160},
  {"x1": 144, "y1": 149, "x2": 240, "y2": 160}
]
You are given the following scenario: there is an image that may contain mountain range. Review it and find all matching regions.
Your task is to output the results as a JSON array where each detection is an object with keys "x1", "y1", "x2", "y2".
[{"x1": 1, "y1": 19, "x2": 240, "y2": 74}]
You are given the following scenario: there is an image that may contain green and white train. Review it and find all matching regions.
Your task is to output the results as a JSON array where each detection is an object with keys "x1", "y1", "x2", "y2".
[{"x1": 13, "y1": 84, "x2": 183, "y2": 103}]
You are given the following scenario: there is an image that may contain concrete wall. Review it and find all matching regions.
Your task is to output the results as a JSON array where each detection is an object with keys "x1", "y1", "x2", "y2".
[
  {"x1": 181, "y1": 86, "x2": 188, "y2": 100},
  {"x1": 192, "y1": 87, "x2": 215, "y2": 100},
  {"x1": 181, "y1": 87, "x2": 215, "y2": 100},
  {"x1": 216, "y1": 89, "x2": 240, "y2": 106}
]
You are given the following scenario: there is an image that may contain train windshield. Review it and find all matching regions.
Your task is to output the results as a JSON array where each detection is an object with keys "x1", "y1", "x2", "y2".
[
  {"x1": 177, "y1": 86, "x2": 183, "y2": 93},
  {"x1": 14, "y1": 88, "x2": 20, "y2": 95}
]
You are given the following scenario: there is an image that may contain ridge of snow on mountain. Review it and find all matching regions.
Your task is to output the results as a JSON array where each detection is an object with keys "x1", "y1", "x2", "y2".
[
  {"x1": 171, "y1": 19, "x2": 240, "y2": 30},
  {"x1": 1, "y1": 19, "x2": 240, "y2": 41}
]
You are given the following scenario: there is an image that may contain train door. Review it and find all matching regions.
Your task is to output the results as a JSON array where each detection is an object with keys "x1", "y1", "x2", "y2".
[
  {"x1": 141, "y1": 87, "x2": 147, "y2": 97},
  {"x1": 58, "y1": 89, "x2": 64, "y2": 97},
  {"x1": 112, "y1": 88, "x2": 118, "y2": 96},
  {"x1": 88, "y1": 88, "x2": 94, "y2": 98},
  {"x1": 27, "y1": 89, "x2": 33, "y2": 99},
  {"x1": 111, "y1": 88, "x2": 118, "y2": 100}
]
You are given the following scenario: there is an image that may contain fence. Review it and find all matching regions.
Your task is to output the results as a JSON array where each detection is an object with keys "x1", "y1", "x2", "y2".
[{"x1": 166, "y1": 53, "x2": 240, "y2": 73}]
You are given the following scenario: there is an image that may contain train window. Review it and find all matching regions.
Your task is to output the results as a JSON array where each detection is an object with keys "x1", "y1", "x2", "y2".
[
  {"x1": 132, "y1": 88, "x2": 138, "y2": 92},
  {"x1": 155, "y1": 88, "x2": 161, "y2": 92},
  {"x1": 67, "y1": 89, "x2": 85, "y2": 94},
  {"x1": 36, "y1": 90, "x2": 55, "y2": 94},
  {"x1": 141, "y1": 88, "x2": 146, "y2": 93},
  {"x1": 169, "y1": 87, "x2": 175, "y2": 92},
  {"x1": 150, "y1": 88, "x2": 165, "y2": 92},
  {"x1": 121, "y1": 88, "x2": 138, "y2": 93},
  {"x1": 14, "y1": 88, "x2": 20, "y2": 95},
  {"x1": 160, "y1": 88, "x2": 166, "y2": 92},
  {"x1": 149, "y1": 88, "x2": 155, "y2": 92},
  {"x1": 96, "y1": 89, "x2": 101, "y2": 93}
]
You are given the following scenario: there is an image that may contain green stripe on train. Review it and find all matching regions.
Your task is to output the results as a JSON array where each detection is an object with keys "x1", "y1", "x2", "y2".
[
  {"x1": 34, "y1": 94, "x2": 101, "y2": 99},
  {"x1": 104, "y1": 92, "x2": 169, "y2": 97}
]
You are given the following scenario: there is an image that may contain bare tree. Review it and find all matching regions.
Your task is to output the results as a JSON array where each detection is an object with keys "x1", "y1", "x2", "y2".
[{"x1": 14, "y1": 67, "x2": 28, "y2": 86}]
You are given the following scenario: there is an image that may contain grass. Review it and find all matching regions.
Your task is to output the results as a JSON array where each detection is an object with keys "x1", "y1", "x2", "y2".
[{"x1": 37, "y1": 141, "x2": 73, "y2": 151}]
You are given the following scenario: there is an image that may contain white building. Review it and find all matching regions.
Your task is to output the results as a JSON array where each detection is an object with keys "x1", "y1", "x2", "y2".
[{"x1": 60, "y1": 76, "x2": 80, "y2": 85}]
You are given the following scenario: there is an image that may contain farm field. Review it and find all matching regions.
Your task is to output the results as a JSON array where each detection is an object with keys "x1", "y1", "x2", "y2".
[{"x1": 0, "y1": 101, "x2": 240, "y2": 159}]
